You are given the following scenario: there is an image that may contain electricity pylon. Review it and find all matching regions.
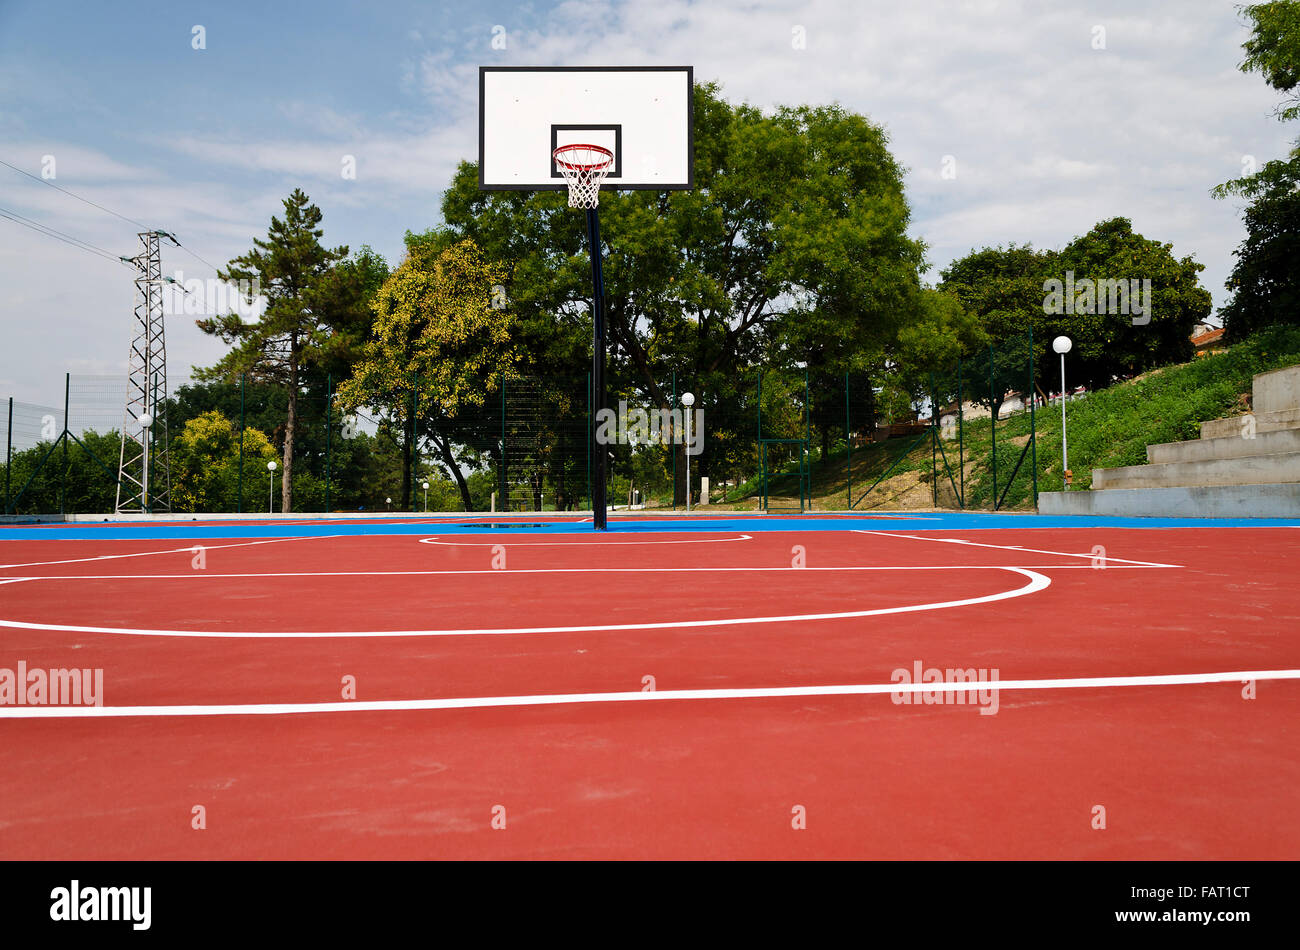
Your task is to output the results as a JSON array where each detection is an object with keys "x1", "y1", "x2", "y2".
[{"x1": 116, "y1": 230, "x2": 178, "y2": 513}]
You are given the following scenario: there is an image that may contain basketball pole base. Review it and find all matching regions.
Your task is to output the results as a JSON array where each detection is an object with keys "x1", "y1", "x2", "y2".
[{"x1": 586, "y1": 206, "x2": 608, "y2": 532}]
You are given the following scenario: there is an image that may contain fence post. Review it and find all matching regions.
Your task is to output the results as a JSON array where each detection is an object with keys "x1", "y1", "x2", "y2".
[
  {"x1": 60, "y1": 373, "x2": 70, "y2": 515},
  {"x1": 4, "y1": 396, "x2": 12, "y2": 514},
  {"x1": 1028, "y1": 326, "x2": 1038, "y2": 507},
  {"x1": 237, "y1": 373, "x2": 245, "y2": 513},
  {"x1": 757, "y1": 372, "x2": 763, "y2": 512},
  {"x1": 502, "y1": 374, "x2": 509, "y2": 511},
  {"x1": 411, "y1": 373, "x2": 419, "y2": 512},
  {"x1": 957, "y1": 356, "x2": 964, "y2": 509},
  {"x1": 989, "y1": 344, "x2": 998, "y2": 509},
  {"x1": 844, "y1": 372, "x2": 851, "y2": 510},
  {"x1": 325, "y1": 373, "x2": 331, "y2": 514},
  {"x1": 670, "y1": 370, "x2": 677, "y2": 510},
  {"x1": 804, "y1": 370, "x2": 811, "y2": 511},
  {"x1": 930, "y1": 373, "x2": 938, "y2": 509}
]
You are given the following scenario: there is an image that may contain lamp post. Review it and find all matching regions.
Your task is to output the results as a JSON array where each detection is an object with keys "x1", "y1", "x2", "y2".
[
  {"x1": 422, "y1": 481, "x2": 429, "y2": 513},
  {"x1": 267, "y1": 460, "x2": 277, "y2": 513},
  {"x1": 681, "y1": 392, "x2": 695, "y2": 513},
  {"x1": 1052, "y1": 336, "x2": 1072, "y2": 488}
]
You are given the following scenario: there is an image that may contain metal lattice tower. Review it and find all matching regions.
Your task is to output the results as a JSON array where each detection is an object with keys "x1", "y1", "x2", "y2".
[{"x1": 116, "y1": 230, "x2": 177, "y2": 513}]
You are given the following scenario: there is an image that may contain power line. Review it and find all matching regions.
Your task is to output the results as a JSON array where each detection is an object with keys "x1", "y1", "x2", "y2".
[
  {"x1": 173, "y1": 239, "x2": 223, "y2": 275},
  {"x1": 0, "y1": 204, "x2": 131, "y2": 267},
  {"x1": 0, "y1": 207, "x2": 195, "y2": 298},
  {"x1": 0, "y1": 156, "x2": 226, "y2": 275},
  {"x1": 0, "y1": 157, "x2": 152, "y2": 231}
]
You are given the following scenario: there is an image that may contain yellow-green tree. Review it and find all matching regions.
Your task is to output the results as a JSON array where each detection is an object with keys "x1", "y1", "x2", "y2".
[
  {"x1": 171, "y1": 410, "x2": 277, "y2": 512},
  {"x1": 338, "y1": 238, "x2": 521, "y2": 509}
]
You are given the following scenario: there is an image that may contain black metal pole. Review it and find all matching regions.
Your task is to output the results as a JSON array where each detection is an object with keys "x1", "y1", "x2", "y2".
[
  {"x1": 60, "y1": 373, "x2": 69, "y2": 515},
  {"x1": 957, "y1": 357, "x2": 964, "y2": 508},
  {"x1": 411, "y1": 373, "x2": 419, "y2": 513},
  {"x1": 5, "y1": 396, "x2": 12, "y2": 514},
  {"x1": 930, "y1": 373, "x2": 938, "y2": 509},
  {"x1": 989, "y1": 344, "x2": 998, "y2": 509},
  {"x1": 502, "y1": 374, "x2": 508, "y2": 511},
  {"x1": 1028, "y1": 327, "x2": 1038, "y2": 507},
  {"x1": 237, "y1": 373, "x2": 245, "y2": 513},
  {"x1": 325, "y1": 374, "x2": 331, "y2": 514},
  {"x1": 586, "y1": 207, "x2": 608, "y2": 531}
]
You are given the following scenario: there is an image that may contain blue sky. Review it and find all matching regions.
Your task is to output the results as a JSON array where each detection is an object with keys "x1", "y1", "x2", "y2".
[{"x1": 0, "y1": 0, "x2": 1293, "y2": 403}]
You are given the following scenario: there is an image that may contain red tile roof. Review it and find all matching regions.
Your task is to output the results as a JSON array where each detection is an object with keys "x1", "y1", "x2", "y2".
[{"x1": 1191, "y1": 327, "x2": 1225, "y2": 348}]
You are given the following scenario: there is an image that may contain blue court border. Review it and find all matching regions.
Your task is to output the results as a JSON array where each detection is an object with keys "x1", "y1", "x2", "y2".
[{"x1": 1, "y1": 511, "x2": 1298, "y2": 541}]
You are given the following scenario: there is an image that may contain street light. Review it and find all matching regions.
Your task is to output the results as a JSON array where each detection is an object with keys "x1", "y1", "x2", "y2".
[
  {"x1": 681, "y1": 392, "x2": 695, "y2": 513},
  {"x1": 1052, "y1": 336, "x2": 1072, "y2": 488},
  {"x1": 422, "y1": 481, "x2": 430, "y2": 513},
  {"x1": 267, "y1": 460, "x2": 277, "y2": 513}
]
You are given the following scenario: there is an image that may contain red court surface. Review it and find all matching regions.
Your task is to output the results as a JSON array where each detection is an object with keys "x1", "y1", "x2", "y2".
[{"x1": 1, "y1": 523, "x2": 1297, "y2": 859}]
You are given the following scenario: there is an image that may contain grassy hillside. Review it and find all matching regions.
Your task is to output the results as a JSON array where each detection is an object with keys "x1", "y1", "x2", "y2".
[{"x1": 715, "y1": 324, "x2": 1300, "y2": 511}]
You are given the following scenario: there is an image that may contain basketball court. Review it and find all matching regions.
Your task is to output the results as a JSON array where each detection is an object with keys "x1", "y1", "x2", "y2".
[
  {"x1": 2, "y1": 63, "x2": 1296, "y2": 866},
  {"x1": 1, "y1": 512, "x2": 1297, "y2": 859}
]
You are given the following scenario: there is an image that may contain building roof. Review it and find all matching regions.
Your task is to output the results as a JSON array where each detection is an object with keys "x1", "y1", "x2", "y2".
[{"x1": 1191, "y1": 326, "x2": 1226, "y2": 350}]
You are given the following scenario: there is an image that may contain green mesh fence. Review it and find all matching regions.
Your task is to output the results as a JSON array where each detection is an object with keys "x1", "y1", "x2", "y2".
[
  {"x1": 496, "y1": 375, "x2": 587, "y2": 512},
  {"x1": 2, "y1": 341, "x2": 1040, "y2": 516},
  {"x1": 756, "y1": 368, "x2": 810, "y2": 512}
]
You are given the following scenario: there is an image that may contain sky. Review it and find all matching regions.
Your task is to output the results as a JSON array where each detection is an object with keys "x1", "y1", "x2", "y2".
[{"x1": 0, "y1": 0, "x2": 1293, "y2": 405}]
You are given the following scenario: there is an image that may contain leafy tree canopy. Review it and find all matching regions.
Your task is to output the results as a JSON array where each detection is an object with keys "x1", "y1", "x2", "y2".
[
  {"x1": 338, "y1": 238, "x2": 520, "y2": 509},
  {"x1": 1214, "y1": 3, "x2": 1300, "y2": 337},
  {"x1": 433, "y1": 82, "x2": 926, "y2": 497},
  {"x1": 196, "y1": 189, "x2": 366, "y2": 510}
]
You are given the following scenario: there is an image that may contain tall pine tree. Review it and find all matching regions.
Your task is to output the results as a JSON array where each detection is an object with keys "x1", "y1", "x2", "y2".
[{"x1": 197, "y1": 189, "x2": 355, "y2": 511}]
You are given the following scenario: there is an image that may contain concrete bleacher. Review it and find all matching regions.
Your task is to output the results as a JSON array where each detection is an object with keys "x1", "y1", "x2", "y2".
[{"x1": 1038, "y1": 364, "x2": 1300, "y2": 517}]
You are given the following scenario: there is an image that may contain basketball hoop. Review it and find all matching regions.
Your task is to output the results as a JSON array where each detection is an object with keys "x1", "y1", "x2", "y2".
[{"x1": 553, "y1": 143, "x2": 614, "y2": 209}]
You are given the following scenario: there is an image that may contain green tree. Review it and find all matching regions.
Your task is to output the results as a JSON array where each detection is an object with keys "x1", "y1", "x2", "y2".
[
  {"x1": 1214, "y1": 3, "x2": 1300, "y2": 339},
  {"x1": 338, "y1": 238, "x2": 520, "y2": 510},
  {"x1": 1220, "y1": 185, "x2": 1300, "y2": 340},
  {"x1": 170, "y1": 410, "x2": 277, "y2": 512},
  {"x1": 318, "y1": 245, "x2": 392, "y2": 386},
  {"x1": 196, "y1": 189, "x2": 360, "y2": 512},
  {"x1": 1046, "y1": 218, "x2": 1210, "y2": 385},
  {"x1": 2, "y1": 430, "x2": 120, "y2": 515},
  {"x1": 942, "y1": 223, "x2": 1209, "y2": 408},
  {"x1": 437, "y1": 83, "x2": 924, "y2": 502},
  {"x1": 938, "y1": 244, "x2": 1054, "y2": 417},
  {"x1": 884, "y1": 286, "x2": 985, "y2": 421}
]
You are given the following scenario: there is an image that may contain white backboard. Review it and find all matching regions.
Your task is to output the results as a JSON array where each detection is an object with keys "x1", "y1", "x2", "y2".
[{"x1": 479, "y1": 66, "x2": 693, "y2": 191}]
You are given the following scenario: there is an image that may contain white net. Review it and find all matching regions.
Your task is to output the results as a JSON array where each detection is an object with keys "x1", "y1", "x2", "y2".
[{"x1": 553, "y1": 144, "x2": 613, "y2": 209}]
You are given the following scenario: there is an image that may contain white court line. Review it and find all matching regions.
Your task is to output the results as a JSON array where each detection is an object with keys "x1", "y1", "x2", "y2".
[
  {"x1": 853, "y1": 529, "x2": 1182, "y2": 568},
  {"x1": 418, "y1": 534, "x2": 753, "y2": 546},
  {"x1": 1, "y1": 564, "x2": 1168, "y2": 582},
  {"x1": 0, "y1": 567, "x2": 1051, "y2": 637},
  {"x1": 0, "y1": 535, "x2": 336, "y2": 570},
  {"x1": 1, "y1": 668, "x2": 1295, "y2": 719}
]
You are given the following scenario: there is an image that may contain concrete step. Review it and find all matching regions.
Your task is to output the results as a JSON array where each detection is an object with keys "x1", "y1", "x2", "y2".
[
  {"x1": 1148, "y1": 426, "x2": 1300, "y2": 464},
  {"x1": 1254, "y1": 364, "x2": 1300, "y2": 413},
  {"x1": 1200, "y1": 407, "x2": 1300, "y2": 440},
  {"x1": 1039, "y1": 482, "x2": 1300, "y2": 518},
  {"x1": 1092, "y1": 450, "x2": 1300, "y2": 490}
]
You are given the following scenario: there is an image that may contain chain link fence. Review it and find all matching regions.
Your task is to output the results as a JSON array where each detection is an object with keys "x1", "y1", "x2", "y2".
[{"x1": 3, "y1": 337, "x2": 1042, "y2": 515}]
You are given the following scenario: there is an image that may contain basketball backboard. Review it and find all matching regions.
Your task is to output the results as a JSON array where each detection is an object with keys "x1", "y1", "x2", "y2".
[{"x1": 478, "y1": 66, "x2": 693, "y2": 191}]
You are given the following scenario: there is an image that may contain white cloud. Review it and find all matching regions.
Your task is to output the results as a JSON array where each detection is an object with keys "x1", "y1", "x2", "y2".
[{"x1": 1, "y1": 0, "x2": 1292, "y2": 404}]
